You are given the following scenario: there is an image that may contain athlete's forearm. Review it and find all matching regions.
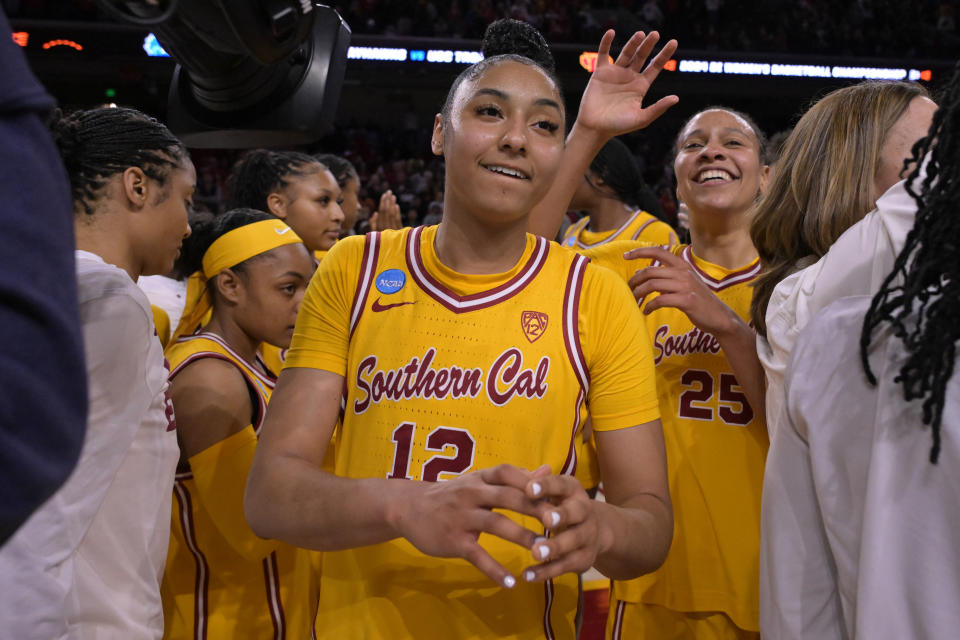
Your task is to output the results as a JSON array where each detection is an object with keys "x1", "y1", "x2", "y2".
[
  {"x1": 527, "y1": 122, "x2": 607, "y2": 239},
  {"x1": 592, "y1": 493, "x2": 673, "y2": 580},
  {"x1": 244, "y1": 454, "x2": 417, "y2": 550}
]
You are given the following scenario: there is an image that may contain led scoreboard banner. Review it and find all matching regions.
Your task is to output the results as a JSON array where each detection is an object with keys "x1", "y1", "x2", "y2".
[
  {"x1": 10, "y1": 25, "x2": 939, "y2": 85},
  {"x1": 337, "y1": 44, "x2": 934, "y2": 83}
]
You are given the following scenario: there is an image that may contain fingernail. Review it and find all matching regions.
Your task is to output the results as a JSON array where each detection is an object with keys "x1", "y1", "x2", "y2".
[
  {"x1": 550, "y1": 511, "x2": 560, "y2": 527},
  {"x1": 531, "y1": 482, "x2": 542, "y2": 497},
  {"x1": 538, "y1": 545, "x2": 550, "y2": 560},
  {"x1": 503, "y1": 575, "x2": 516, "y2": 588},
  {"x1": 534, "y1": 536, "x2": 548, "y2": 544},
  {"x1": 524, "y1": 570, "x2": 536, "y2": 582}
]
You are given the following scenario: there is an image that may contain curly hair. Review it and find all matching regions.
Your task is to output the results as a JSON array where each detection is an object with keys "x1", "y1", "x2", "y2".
[{"x1": 860, "y1": 65, "x2": 960, "y2": 464}]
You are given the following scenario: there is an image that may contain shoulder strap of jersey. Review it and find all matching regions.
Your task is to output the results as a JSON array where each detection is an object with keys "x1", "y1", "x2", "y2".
[
  {"x1": 562, "y1": 216, "x2": 590, "y2": 248},
  {"x1": 349, "y1": 231, "x2": 382, "y2": 338},
  {"x1": 559, "y1": 252, "x2": 590, "y2": 476},
  {"x1": 629, "y1": 214, "x2": 658, "y2": 240},
  {"x1": 167, "y1": 333, "x2": 271, "y2": 433}
]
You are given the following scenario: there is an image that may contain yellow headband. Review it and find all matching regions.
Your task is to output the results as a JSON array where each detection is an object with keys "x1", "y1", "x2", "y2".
[
  {"x1": 169, "y1": 219, "x2": 303, "y2": 346},
  {"x1": 201, "y1": 219, "x2": 303, "y2": 278}
]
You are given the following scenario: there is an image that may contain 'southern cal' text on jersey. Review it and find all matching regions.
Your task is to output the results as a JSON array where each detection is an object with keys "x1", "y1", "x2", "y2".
[{"x1": 285, "y1": 225, "x2": 660, "y2": 639}]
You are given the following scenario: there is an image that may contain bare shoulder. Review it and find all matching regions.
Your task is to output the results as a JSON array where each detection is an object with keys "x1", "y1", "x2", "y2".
[{"x1": 169, "y1": 357, "x2": 255, "y2": 456}]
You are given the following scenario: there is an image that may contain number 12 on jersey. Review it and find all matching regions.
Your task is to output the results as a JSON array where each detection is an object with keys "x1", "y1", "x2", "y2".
[{"x1": 388, "y1": 422, "x2": 477, "y2": 482}]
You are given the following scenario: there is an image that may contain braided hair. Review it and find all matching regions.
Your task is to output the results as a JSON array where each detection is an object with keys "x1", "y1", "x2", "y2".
[
  {"x1": 588, "y1": 137, "x2": 667, "y2": 220},
  {"x1": 313, "y1": 153, "x2": 359, "y2": 189},
  {"x1": 441, "y1": 19, "x2": 560, "y2": 125},
  {"x1": 860, "y1": 63, "x2": 960, "y2": 464},
  {"x1": 173, "y1": 208, "x2": 274, "y2": 280},
  {"x1": 226, "y1": 149, "x2": 322, "y2": 211},
  {"x1": 50, "y1": 107, "x2": 187, "y2": 216}
]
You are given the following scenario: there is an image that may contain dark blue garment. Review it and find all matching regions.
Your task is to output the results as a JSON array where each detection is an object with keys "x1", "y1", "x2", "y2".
[{"x1": 0, "y1": 9, "x2": 87, "y2": 545}]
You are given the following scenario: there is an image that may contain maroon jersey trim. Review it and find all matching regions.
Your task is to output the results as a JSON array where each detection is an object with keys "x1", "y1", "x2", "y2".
[
  {"x1": 405, "y1": 225, "x2": 549, "y2": 313},
  {"x1": 682, "y1": 245, "x2": 761, "y2": 291},
  {"x1": 350, "y1": 232, "x2": 381, "y2": 337}
]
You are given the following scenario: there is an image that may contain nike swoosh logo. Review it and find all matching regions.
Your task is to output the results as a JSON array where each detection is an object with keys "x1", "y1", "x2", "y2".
[
  {"x1": 274, "y1": 226, "x2": 292, "y2": 234},
  {"x1": 372, "y1": 297, "x2": 415, "y2": 312}
]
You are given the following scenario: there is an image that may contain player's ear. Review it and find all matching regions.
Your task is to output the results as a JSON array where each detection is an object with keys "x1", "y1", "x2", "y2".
[
  {"x1": 431, "y1": 114, "x2": 444, "y2": 157},
  {"x1": 121, "y1": 167, "x2": 149, "y2": 209},
  {"x1": 757, "y1": 163, "x2": 771, "y2": 197},
  {"x1": 266, "y1": 192, "x2": 287, "y2": 219},
  {"x1": 213, "y1": 268, "x2": 243, "y2": 304}
]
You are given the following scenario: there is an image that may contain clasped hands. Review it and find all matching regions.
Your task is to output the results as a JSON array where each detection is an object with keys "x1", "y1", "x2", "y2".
[{"x1": 391, "y1": 463, "x2": 605, "y2": 589}]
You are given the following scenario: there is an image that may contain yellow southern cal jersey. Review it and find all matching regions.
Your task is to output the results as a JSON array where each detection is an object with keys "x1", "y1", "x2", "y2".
[
  {"x1": 596, "y1": 244, "x2": 767, "y2": 634},
  {"x1": 561, "y1": 209, "x2": 677, "y2": 251},
  {"x1": 285, "y1": 225, "x2": 660, "y2": 640},
  {"x1": 162, "y1": 333, "x2": 319, "y2": 640}
]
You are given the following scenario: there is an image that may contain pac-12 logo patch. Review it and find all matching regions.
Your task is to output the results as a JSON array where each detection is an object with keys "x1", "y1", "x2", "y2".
[
  {"x1": 521, "y1": 311, "x2": 548, "y2": 343},
  {"x1": 376, "y1": 269, "x2": 406, "y2": 294}
]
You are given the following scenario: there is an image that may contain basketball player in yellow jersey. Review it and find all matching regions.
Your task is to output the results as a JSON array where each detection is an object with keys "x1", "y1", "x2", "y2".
[
  {"x1": 561, "y1": 137, "x2": 677, "y2": 251},
  {"x1": 161, "y1": 210, "x2": 319, "y2": 639},
  {"x1": 596, "y1": 108, "x2": 770, "y2": 639},
  {"x1": 246, "y1": 25, "x2": 680, "y2": 640}
]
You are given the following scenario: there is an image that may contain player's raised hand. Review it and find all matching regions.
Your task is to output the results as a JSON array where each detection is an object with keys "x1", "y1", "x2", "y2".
[
  {"x1": 393, "y1": 464, "x2": 549, "y2": 588},
  {"x1": 369, "y1": 189, "x2": 402, "y2": 231},
  {"x1": 519, "y1": 466, "x2": 606, "y2": 582},
  {"x1": 576, "y1": 30, "x2": 679, "y2": 138},
  {"x1": 626, "y1": 246, "x2": 741, "y2": 338}
]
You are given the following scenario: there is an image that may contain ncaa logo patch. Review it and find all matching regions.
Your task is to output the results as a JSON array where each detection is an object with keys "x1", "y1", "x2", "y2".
[
  {"x1": 376, "y1": 269, "x2": 406, "y2": 294},
  {"x1": 521, "y1": 311, "x2": 548, "y2": 343}
]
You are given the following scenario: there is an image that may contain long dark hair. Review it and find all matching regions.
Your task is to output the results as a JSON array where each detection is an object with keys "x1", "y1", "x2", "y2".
[{"x1": 860, "y1": 64, "x2": 960, "y2": 464}]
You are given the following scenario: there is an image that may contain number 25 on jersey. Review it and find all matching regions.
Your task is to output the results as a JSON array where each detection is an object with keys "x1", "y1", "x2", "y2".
[{"x1": 678, "y1": 369, "x2": 754, "y2": 426}]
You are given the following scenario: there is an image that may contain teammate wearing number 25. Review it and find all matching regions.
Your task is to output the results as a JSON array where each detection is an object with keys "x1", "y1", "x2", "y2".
[
  {"x1": 245, "y1": 21, "x2": 675, "y2": 640},
  {"x1": 590, "y1": 108, "x2": 770, "y2": 639}
]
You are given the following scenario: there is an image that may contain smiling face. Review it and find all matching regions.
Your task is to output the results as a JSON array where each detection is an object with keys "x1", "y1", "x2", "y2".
[
  {"x1": 432, "y1": 59, "x2": 565, "y2": 228},
  {"x1": 233, "y1": 243, "x2": 316, "y2": 349},
  {"x1": 271, "y1": 165, "x2": 344, "y2": 252},
  {"x1": 674, "y1": 109, "x2": 768, "y2": 221}
]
